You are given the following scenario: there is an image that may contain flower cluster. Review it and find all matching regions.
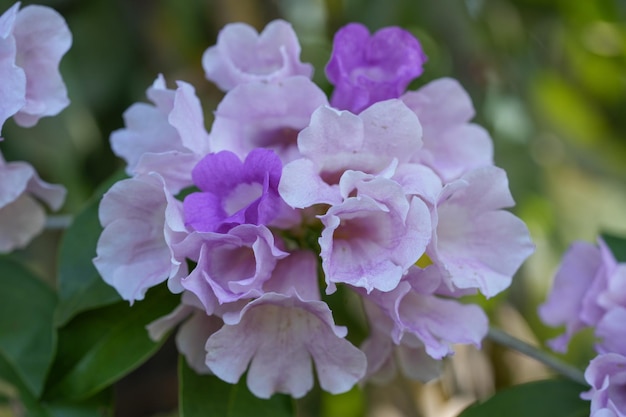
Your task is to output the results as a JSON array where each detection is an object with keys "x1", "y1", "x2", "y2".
[
  {"x1": 540, "y1": 239, "x2": 626, "y2": 416},
  {"x1": 0, "y1": 2, "x2": 70, "y2": 253},
  {"x1": 95, "y1": 20, "x2": 534, "y2": 398}
]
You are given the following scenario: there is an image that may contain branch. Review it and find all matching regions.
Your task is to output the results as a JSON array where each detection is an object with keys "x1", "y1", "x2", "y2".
[{"x1": 487, "y1": 327, "x2": 587, "y2": 386}]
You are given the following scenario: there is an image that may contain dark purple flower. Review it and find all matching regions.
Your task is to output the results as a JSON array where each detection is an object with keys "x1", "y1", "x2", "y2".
[
  {"x1": 325, "y1": 23, "x2": 427, "y2": 114},
  {"x1": 183, "y1": 149, "x2": 283, "y2": 233}
]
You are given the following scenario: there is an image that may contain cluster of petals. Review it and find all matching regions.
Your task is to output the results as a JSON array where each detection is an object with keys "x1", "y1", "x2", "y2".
[
  {"x1": 95, "y1": 18, "x2": 534, "y2": 399},
  {"x1": 540, "y1": 238, "x2": 626, "y2": 416},
  {"x1": 539, "y1": 238, "x2": 626, "y2": 355},
  {"x1": 0, "y1": 2, "x2": 70, "y2": 253},
  {"x1": 325, "y1": 23, "x2": 427, "y2": 114},
  {"x1": 0, "y1": 2, "x2": 71, "y2": 131},
  {"x1": 0, "y1": 152, "x2": 65, "y2": 252},
  {"x1": 582, "y1": 352, "x2": 626, "y2": 417}
]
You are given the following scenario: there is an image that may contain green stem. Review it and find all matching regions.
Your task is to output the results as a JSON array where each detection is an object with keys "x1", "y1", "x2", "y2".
[
  {"x1": 487, "y1": 327, "x2": 587, "y2": 386},
  {"x1": 45, "y1": 214, "x2": 73, "y2": 230}
]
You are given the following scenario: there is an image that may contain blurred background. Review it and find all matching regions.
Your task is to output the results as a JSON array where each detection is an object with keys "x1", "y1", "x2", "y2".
[{"x1": 0, "y1": 0, "x2": 625, "y2": 416}]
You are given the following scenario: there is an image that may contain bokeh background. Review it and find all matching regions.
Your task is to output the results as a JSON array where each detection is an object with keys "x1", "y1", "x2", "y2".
[{"x1": 1, "y1": 0, "x2": 625, "y2": 416}]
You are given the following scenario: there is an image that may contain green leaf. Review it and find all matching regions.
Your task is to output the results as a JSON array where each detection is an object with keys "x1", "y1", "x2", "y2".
[
  {"x1": 55, "y1": 170, "x2": 127, "y2": 326},
  {"x1": 179, "y1": 356, "x2": 295, "y2": 417},
  {"x1": 45, "y1": 284, "x2": 179, "y2": 400},
  {"x1": 0, "y1": 257, "x2": 57, "y2": 398},
  {"x1": 47, "y1": 389, "x2": 114, "y2": 417},
  {"x1": 602, "y1": 233, "x2": 626, "y2": 263},
  {"x1": 0, "y1": 353, "x2": 52, "y2": 417},
  {"x1": 458, "y1": 379, "x2": 589, "y2": 417}
]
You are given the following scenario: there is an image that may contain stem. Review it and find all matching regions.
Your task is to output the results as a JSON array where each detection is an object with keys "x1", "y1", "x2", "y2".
[
  {"x1": 45, "y1": 214, "x2": 73, "y2": 230},
  {"x1": 487, "y1": 327, "x2": 587, "y2": 386}
]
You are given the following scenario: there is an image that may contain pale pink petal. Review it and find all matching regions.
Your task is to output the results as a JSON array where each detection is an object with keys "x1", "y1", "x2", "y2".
[
  {"x1": 12, "y1": 5, "x2": 71, "y2": 127},
  {"x1": 279, "y1": 158, "x2": 342, "y2": 208},
  {"x1": 262, "y1": 250, "x2": 320, "y2": 300},
  {"x1": 402, "y1": 78, "x2": 475, "y2": 131},
  {"x1": 94, "y1": 174, "x2": 185, "y2": 302},
  {"x1": 596, "y1": 308, "x2": 626, "y2": 357},
  {"x1": 210, "y1": 76, "x2": 327, "y2": 162},
  {"x1": 169, "y1": 81, "x2": 211, "y2": 155},
  {"x1": 0, "y1": 154, "x2": 65, "y2": 252},
  {"x1": 538, "y1": 241, "x2": 602, "y2": 352},
  {"x1": 396, "y1": 290, "x2": 488, "y2": 359},
  {"x1": 177, "y1": 309, "x2": 222, "y2": 374},
  {"x1": 319, "y1": 178, "x2": 431, "y2": 293},
  {"x1": 0, "y1": 193, "x2": 44, "y2": 252},
  {"x1": 0, "y1": 3, "x2": 25, "y2": 131},
  {"x1": 402, "y1": 78, "x2": 494, "y2": 182},
  {"x1": 202, "y1": 20, "x2": 313, "y2": 91},
  {"x1": 205, "y1": 293, "x2": 366, "y2": 398},
  {"x1": 432, "y1": 166, "x2": 534, "y2": 297}
]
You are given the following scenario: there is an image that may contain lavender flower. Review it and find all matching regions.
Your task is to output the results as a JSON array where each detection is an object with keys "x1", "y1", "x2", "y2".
[
  {"x1": 539, "y1": 238, "x2": 625, "y2": 355},
  {"x1": 0, "y1": 151, "x2": 65, "y2": 252},
  {"x1": 183, "y1": 149, "x2": 284, "y2": 233},
  {"x1": 326, "y1": 23, "x2": 427, "y2": 114},
  {"x1": 202, "y1": 20, "x2": 313, "y2": 91},
  {"x1": 0, "y1": 2, "x2": 71, "y2": 130},
  {"x1": 582, "y1": 353, "x2": 626, "y2": 417},
  {"x1": 110, "y1": 75, "x2": 210, "y2": 193}
]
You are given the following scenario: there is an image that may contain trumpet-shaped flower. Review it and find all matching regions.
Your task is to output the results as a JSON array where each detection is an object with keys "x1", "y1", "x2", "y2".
[
  {"x1": 0, "y1": 151, "x2": 65, "y2": 252},
  {"x1": 110, "y1": 75, "x2": 209, "y2": 193},
  {"x1": 318, "y1": 176, "x2": 431, "y2": 294},
  {"x1": 179, "y1": 224, "x2": 288, "y2": 310},
  {"x1": 279, "y1": 99, "x2": 422, "y2": 208},
  {"x1": 94, "y1": 173, "x2": 188, "y2": 302},
  {"x1": 429, "y1": 166, "x2": 534, "y2": 297},
  {"x1": 540, "y1": 238, "x2": 626, "y2": 355},
  {"x1": 205, "y1": 293, "x2": 367, "y2": 399},
  {"x1": 203, "y1": 20, "x2": 313, "y2": 91},
  {"x1": 582, "y1": 353, "x2": 626, "y2": 417},
  {"x1": 402, "y1": 78, "x2": 494, "y2": 183},
  {"x1": 209, "y1": 76, "x2": 327, "y2": 163},
  {"x1": 0, "y1": 2, "x2": 71, "y2": 130},
  {"x1": 326, "y1": 23, "x2": 426, "y2": 113},
  {"x1": 183, "y1": 149, "x2": 284, "y2": 233}
]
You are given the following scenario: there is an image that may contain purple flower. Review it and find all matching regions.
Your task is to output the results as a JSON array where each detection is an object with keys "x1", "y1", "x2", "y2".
[
  {"x1": 0, "y1": 150, "x2": 65, "y2": 252},
  {"x1": 539, "y1": 238, "x2": 626, "y2": 355},
  {"x1": 582, "y1": 353, "x2": 626, "y2": 417},
  {"x1": 183, "y1": 149, "x2": 285, "y2": 233},
  {"x1": 202, "y1": 20, "x2": 313, "y2": 91},
  {"x1": 205, "y1": 293, "x2": 367, "y2": 398},
  {"x1": 179, "y1": 224, "x2": 288, "y2": 310},
  {"x1": 0, "y1": 2, "x2": 71, "y2": 130},
  {"x1": 325, "y1": 23, "x2": 427, "y2": 114}
]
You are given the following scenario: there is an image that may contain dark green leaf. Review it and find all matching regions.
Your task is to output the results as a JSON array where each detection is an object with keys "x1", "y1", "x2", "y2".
[
  {"x1": 179, "y1": 356, "x2": 295, "y2": 417},
  {"x1": 46, "y1": 284, "x2": 179, "y2": 400},
  {"x1": 0, "y1": 257, "x2": 57, "y2": 397},
  {"x1": 602, "y1": 233, "x2": 626, "y2": 263},
  {"x1": 0, "y1": 353, "x2": 52, "y2": 417},
  {"x1": 55, "y1": 170, "x2": 127, "y2": 326},
  {"x1": 47, "y1": 389, "x2": 114, "y2": 417},
  {"x1": 458, "y1": 379, "x2": 589, "y2": 417}
]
